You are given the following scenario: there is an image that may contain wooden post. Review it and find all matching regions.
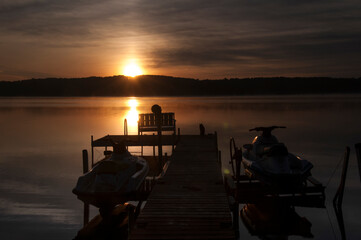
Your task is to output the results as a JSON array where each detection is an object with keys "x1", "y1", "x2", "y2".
[
  {"x1": 235, "y1": 148, "x2": 242, "y2": 192},
  {"x1": 155, "y1": 110, "x2": 163, "y2": 172},
  {"x1": 82, "y1": 149, "x2": 89, "y2": 226},
  {"x1": 218, "y1": 150, "x2": 221, "y2": 166},
  {"x1": 124, "y1": 118, "x2": 128, "y2": 135},
  {"x1": 82, "y1": 149, "x2": 89, "y2": 174},
  {"x1": 214, "y1": 131, "x2": 218, "y2": 150},
  {"x1": 124, "y1": 118, "x2": 129, "y2": 151},
  {"x1": 153, "y1": 133, "x2": 156, "y2": 157},
  {"x1": 91, "y1": 135, "x2": 94, "y2": 167},
  {"x1": 178, "y1": 127, "x2": 180, "y2": 138},
  {"x1": 157, "y1": 121, "x2": 162, "y2": 162},
  {"x1": 355, "y1": 143, "x2": 361, "y2": 183}
]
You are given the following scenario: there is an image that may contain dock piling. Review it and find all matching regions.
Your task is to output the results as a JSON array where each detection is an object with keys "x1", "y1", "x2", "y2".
[
  {"x1": 82, "y1": 149, "x2": 89, "y2": 175},
  {"x1": 91, "y1": 135, "x2": 94, "y2": 167}
]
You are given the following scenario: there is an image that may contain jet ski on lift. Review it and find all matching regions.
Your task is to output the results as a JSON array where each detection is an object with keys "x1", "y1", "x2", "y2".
[
  {"x1": 72, "y1": 141, "x2": 149, "y2": 213},
  {"x1": 241, "y1": 126, "x2": 313, "y2": 189}
]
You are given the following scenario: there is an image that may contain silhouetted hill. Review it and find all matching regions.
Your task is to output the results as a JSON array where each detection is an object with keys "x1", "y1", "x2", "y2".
[{"x1": 0, "y1": 75, "x2": 360, "y2": 96}]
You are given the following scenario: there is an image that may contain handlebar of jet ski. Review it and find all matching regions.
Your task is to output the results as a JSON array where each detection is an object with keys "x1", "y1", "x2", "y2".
[{"x1": 249, "y1": 126, "x2": 286, "y2": 132}]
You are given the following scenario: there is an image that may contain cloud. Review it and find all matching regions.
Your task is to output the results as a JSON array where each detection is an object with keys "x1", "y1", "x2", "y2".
[
  {"x1": 134, "y1": 0, "x2": 361, "y2": 76},
  {"x1": 0, "y1": 0, "x2": 360, "y2": 78}
]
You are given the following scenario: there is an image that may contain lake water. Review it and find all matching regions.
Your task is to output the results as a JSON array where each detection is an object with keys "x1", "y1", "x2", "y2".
[{"x1": 0, "y1": 96, "x2": 361, "y2": 239}]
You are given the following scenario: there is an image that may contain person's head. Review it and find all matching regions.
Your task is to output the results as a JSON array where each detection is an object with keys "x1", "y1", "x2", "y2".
[
  {"x1": 151, "y1": 104, "x2": 162, "y2": 115},
  {"x1": 113, "y1": 141, "x2": 127, "y2": 153}
]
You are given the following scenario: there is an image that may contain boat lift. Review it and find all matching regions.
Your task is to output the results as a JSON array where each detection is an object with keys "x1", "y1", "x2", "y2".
[
  {"x1": 225, "y1": 138, "x2": 326, "y2": 206},
  {"x1": 224, "y1": 138, "x2": 326, "y2": 237}
]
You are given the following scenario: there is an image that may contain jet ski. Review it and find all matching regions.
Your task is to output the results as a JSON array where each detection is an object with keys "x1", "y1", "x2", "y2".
[
  {"x1": 242, "y1": 126, "x2": 313, "y2": 189},
  {"x1": 73, "y1": 142, "x2": 149, "y2": 210}
]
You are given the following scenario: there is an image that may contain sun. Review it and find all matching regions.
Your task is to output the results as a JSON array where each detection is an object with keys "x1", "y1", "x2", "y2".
[{"x1": 123, "y1": 62, "x2": 143, "y2": 77}]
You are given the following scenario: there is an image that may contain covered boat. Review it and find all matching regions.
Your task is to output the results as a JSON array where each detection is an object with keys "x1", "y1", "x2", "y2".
[
  {"x1": 73, "y1": 142, "x2": 149, "y2": 209},
  {"x1": 242, "y1": 126, "x2": 313, "y2": 189}
]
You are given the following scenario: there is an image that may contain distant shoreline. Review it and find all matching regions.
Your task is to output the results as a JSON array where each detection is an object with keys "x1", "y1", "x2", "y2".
[{"x1": 1, "y1": 75, "x2": 360, "y2": 97}]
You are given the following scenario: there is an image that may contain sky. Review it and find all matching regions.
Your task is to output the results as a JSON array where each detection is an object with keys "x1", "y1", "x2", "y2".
[{"x1": 0, "y1": 0, "x2": 360, "y2": 81}]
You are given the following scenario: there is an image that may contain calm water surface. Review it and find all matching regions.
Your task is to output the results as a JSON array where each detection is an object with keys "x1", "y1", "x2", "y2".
[{"x1": 0, "y1": 96, "x2": 361, "y2": 239}]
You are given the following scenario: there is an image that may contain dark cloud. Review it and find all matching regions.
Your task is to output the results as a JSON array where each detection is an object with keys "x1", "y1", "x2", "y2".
[
  {"x1": 135, "y1": 0, "x2": 361, "y2": 76},
  {"x1": 0, "y1": 1, "x2": 113, "y2": 37}
]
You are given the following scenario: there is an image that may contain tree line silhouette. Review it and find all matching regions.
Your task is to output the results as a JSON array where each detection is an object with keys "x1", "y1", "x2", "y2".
[{"x1": 0, "y1": 75, "x2": 360, "y2": 96}]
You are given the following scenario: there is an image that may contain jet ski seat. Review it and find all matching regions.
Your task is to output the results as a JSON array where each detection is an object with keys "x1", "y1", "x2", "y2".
[
  {"x1": 260, "y1": 143, "x2": 288, "y2": 157},
  {"x1": 95, "y1": 161, "x2": 130, "y2": 174}
]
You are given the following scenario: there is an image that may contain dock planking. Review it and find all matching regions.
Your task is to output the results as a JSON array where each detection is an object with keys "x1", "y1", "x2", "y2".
[{"x1": 129, "y1": 134, "x2": 235, "y2": 240}]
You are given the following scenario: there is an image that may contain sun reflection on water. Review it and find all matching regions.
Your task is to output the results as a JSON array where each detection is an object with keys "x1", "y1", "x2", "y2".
[{"x1": 124, "y1": 98, "x2": 139, "y2": 134}]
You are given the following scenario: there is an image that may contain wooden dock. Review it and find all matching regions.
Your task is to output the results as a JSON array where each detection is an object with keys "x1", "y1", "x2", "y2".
[{"x1": 129, "y1": 134, "x2": 235, "y2": 240}]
